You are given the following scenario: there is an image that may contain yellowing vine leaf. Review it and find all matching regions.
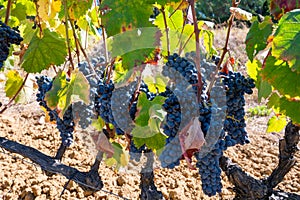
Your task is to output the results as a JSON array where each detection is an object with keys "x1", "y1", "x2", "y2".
[
  {"x1": 37, "y1": 0, "x2": 61, "y2": 21},
  {"x1": 230, "y1": 7, "x2": 252, "y2": 21},
  {"x1": 45, "y1": 70, "x2": 90, "y2": 116},
  {"x1": 5, "y1": 70, "x2": 23, "y2": 99},
  {"x1": 267, "y1": 115, "x2": 287, "y2": 133}
]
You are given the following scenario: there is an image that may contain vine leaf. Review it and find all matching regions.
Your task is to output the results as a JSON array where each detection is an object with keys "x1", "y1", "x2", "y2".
[
  {"x1": 21, "y1": 28, "x2": 67, "y2": 73},
  {"x1": 270, "y1": 0, "x2": 300, "y2": 20},
  {"x1": 143, "y1": 74, "x2": 167, "y2": 93},
  {"x1": 110, "y1": 28, "x2": 158, "y2": 72},
  {"x1": 268, "y1": 93, "x2": 300, "y2": 124},
  {"x1": 132, "y1": 125, "x2": 166, "y2": 150},
  {"x1": 132, "y1": 93, "x2": 167, "y2": 150},
  {"x1": 246, "y1": 59, "x2": 272, "y2": 102},
  {"x1": 4, "y1": 70, "x2": 32, "y2": 103},
  {"x1": 11, "y1": 2, "x2": 27, "y2": 22},
  {"x1": 245, "y1": 16, "x2": 273, "y2": 62},
  {"x1": 272, "y1": 9, "x2": 300, "y2": 72},
  {"x1": 5, "y1": 70, "x2": 23, "y2": 99},
  {"x1": 154, "y1": 6, "x2": 198, "y2": 54},
  {"x1": 45, "y1": 70, "x2": 90, "y2": 116},
  {"x1": 246, "y1": 59, "x2": 260, "y2": 81},
  {"x1": 135, "y1": 93, "x2": 166, "y2": 127},
  {"x1": 100, "y1": 0, "x2": 155, "y2": 37},
  {"x1": 267, "y1": 115, "x2": 287, "y2": 133},
  {"x1": 262, "y1": 56, "x2": 300, "y2": 97},
  {"x1": 91, "y1": 132, "x2": 114, "y2": 158},
  {"x1": 105, "y1": 142, "x2": 129, "y2": 169},
  {"x1": 37, "y1": 0, "x2": 61, "y2": 21}
]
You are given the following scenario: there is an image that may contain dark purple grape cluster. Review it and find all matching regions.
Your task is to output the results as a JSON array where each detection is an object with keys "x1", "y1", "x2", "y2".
[
  {"x1": 195, "y1": 139, "x2": 226, "y2": 197},
  {"x1": 0, "y1": 21, "x2": 23, "y2": 69},
  {"x1": 36, "y1": 76, "x2": 75, "y2": 147},
  {"x1": 221, "y1": 71, "x2": 255, "y2": 146},
  {"x1": 159, "y1": 53, "x2": 200, "y2": 169},
  {"x1": 94, "y1": 79, "x2": 124, "y2": 135}
]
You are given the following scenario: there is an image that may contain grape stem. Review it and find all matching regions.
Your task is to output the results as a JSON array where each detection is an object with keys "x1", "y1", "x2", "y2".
[
  {"x1": 207, "y1": 0, "x2": 239, "y2": 95},
  {"x1": 0, "y1": 73, "x2": 29, "y2": 114},
  {"x1": 4, "y1": 0, "x2": 12, "y2": 24},
  {"x1": 69, "y1": 19, "x2": 81, "y2": 64},
  {"x1": 189, "y1": 0, "x2": 202, "y2": 102},
  {"x1": 63, "y1": 0, "x2": 75, "y2": 71},
  {"x1": 161, "y1": 6, "x2": 170, "y2": 57}
]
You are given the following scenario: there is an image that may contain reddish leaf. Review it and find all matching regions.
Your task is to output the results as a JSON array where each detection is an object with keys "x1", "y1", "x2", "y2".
[
  {"x1": 221, "y1": 60, "x2": 230, "y2": 74},
  {"x1": 179, "y1": 117, "x2": 205, "y2": 169},
  {"x1": 91, "y1": 131, "x2": 114, "y2": 158},
  {"x1": 229, "y1": 57, "x2": 235, "y2": 65},
  {"x1": 270, "y1": 0, "x2": 300, "y2": 20}
]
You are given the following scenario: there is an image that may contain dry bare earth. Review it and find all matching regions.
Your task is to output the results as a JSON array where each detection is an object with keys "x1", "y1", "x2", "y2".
[{"x1": 0, "y1": 27, "x2": 300, "y2": 200}]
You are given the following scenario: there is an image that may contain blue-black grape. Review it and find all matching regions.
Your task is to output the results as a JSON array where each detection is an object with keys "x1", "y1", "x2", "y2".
[
  {"x1": 159, "y1": 53, "x2": 200, "y2": 169},
  {"x1": 36, "y1": 76, "x2": 75, "y2": 147},
  {"x1": 195, "y1": 139, "x2": 226, "y2": 197},
  {"x1": 0, "y1": 21, "x2": 23, "y2": 69},
  {"x1": 221, "y1": 71, "x2": 255, "y2": 147},
  {"x1": 94, "y1": 79, "x2": 125, "y2": 135}
]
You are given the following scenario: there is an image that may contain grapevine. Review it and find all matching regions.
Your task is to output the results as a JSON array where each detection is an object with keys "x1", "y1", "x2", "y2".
[{"x1": 0, "y1": 0, "x2": 300, "y2": 199}]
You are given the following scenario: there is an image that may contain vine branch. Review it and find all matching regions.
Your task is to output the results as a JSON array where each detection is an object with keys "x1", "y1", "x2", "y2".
[
  {"x1": 161, "y1": 6, "x2": 170, "y2": 56},
  {"x1": 220, "y1": 121, "x2": 300, "y2": 199},
  {"x1": 207, "y1": 0, "x2": 239, "y2": 94},
  {"x1": 63, "y1": 0, "x2": 75, "y2": 72},
  {"x1": 0, "y1": 137, "x2": 103, "y2": 193},
  {"x1": 4, "y1": 0, "x2": 12, "y2": 24},
  {"x1": 189, "y1": 0, "x2": 202, "y2": 102}
]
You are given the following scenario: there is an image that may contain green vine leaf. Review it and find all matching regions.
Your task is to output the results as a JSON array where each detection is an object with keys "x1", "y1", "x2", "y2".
[
  {"x1": 262, "y1": 55, "x2": 300, "y2": 97},
  {"x1": 21, "y1": 28, "x2": 67, "y2": 73},
  {"x1": 45, "y1": 70, "x2": 90, "y2": 116},
  {"x1": 110, "y1": 28, "x2": 158, "y2": 71},
  {"x1": 100, "y1": 0, "x2": 155, "y2": 37},
  {"x1": 132, "y1": 125, "x2": 167, "y2": 150},
  {"x1": 135, "y1": 92, "x2": 166, "y2": 127},
  {"x1": 132, "y1": 93, "x2": 167, "y2": 150},
  {"x1": 267, "y1": 93, "x2": 300, "y2": 124},
  {"x1": 272, "y1": 9, "x2": 300, "y2": 72},
  {"x1": 245, "y1": 16, "x2": 273, "y2": 62}
]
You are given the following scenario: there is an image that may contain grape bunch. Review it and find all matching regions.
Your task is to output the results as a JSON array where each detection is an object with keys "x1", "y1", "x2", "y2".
[
  {"x1": 195, "y1": 78, "x2": 227, "y2": 197},
  {"x1": 36, "y1": 76, "x2": 75, "y2": 147},
  {"x1": 111, "y1": 81, "x2": 137, "y2": 133},
  {"x1": 195, "y1": 139, "x2": 226, "y2": 197},
  {"x1": 75, "y1": 61, "x2": 107, "y2": 129},
  {"x1": 94, "y1": 79, "x2": 125, "y2": 134},
  {"x1": 0, "y1": 21, "x2": 23, "y2": 69},
  {"x1": 221, "y1": 71, "x2": 255, "y2": 147},
  {"x1": 159, "y1": 53, "x2": 200, "y2": 168},
  {"x1": 159, "y1": 89, "x2": 181, "y2": 168}
]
